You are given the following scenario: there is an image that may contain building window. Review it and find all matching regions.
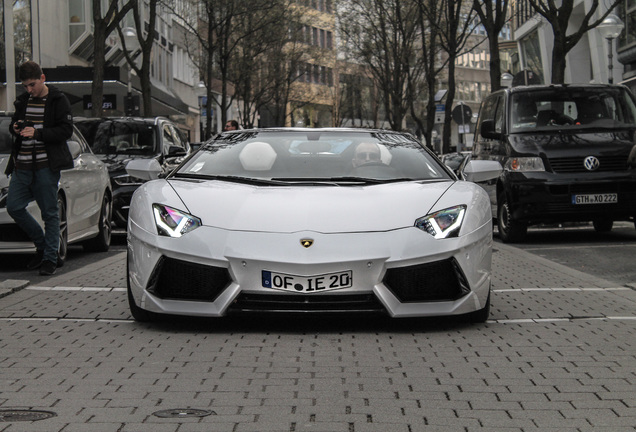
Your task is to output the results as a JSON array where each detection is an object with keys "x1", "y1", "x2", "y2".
[{"x1": 69, "y1": 0, "x2": 86, "y2": 47}]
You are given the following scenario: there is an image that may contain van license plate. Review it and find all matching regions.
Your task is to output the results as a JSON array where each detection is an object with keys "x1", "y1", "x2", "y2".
[{"x1": 572, "y1": 193, "x2": 617, "y2": 204}]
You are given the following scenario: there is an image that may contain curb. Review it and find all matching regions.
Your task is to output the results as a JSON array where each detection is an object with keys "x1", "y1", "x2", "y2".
[{"x1": 0, "y1": 279, "x2": 30, "y2": 299}]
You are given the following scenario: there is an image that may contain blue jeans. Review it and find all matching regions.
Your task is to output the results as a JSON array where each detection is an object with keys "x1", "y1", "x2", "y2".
[{"x1": 6, "y1": 168, "x2": 61, "y2": 263}]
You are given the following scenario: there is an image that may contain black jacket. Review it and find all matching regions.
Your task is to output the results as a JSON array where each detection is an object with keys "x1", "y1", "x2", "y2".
[{"x1": 5, "y1": 84, "x2": 74, "y2": 175}]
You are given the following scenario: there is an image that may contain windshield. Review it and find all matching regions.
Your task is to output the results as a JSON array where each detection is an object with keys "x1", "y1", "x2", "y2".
[
  {"x1": 0, "y1": 118, "x2": 12, "y2": 154},
  {"x1": 175, "y1": 130, "x2": 450, "y2": 183},
  {"x1": 78, "y1": 120, "x2": 158, "y2": 156},
  {"x1": 510, "y1": 87, "x2": 636, "y2": 132}
]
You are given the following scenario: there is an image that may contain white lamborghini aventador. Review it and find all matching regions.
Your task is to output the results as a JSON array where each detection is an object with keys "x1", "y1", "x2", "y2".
[{"x1": 125, "y1": 128, "x2": 501, "y2": 322}]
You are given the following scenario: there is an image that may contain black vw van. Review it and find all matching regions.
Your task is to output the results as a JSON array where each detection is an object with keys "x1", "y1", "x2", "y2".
[{"x1": 472, "y1": 84, "x2": 636, "y2": 242}]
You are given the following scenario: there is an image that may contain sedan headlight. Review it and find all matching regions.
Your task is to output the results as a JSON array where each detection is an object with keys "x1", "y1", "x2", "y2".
[
  {"x1": 152, "y1": 204, "x2": 201, "y2": 237},
  {"x1": 504, "y1": 157, "x2": 545, "y2": 172},
  {"x1": 415, "y1": 205, "x2": 466, "y2": 239}
]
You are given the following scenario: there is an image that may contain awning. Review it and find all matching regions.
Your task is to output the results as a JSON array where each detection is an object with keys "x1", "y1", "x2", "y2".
[{"x1": 40, "y1": 66, "x2": 190, "y2": 117}]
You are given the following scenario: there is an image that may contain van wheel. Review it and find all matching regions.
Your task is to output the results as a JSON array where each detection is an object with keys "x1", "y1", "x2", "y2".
[
  {"x1": 497, "y1": 195, "x2": 527, "y2": 243},
  {"x1": 593, "y1": 219, "x2": 613, "y2": 232}
]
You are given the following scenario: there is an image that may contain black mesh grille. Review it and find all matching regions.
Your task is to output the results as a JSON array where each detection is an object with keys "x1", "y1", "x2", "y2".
[
  {"x1": 383, "y1": 258, "x2": 468, "y2": 303},
  {"x1": 228, "y1": 293, "x2": 386, "y2": 314},
  {"x1": 147, "y1": 257, "x2": 231, "y2": 302},
  {"x1": 548, "y1": 156, "x2": 628, "y2": 173}
]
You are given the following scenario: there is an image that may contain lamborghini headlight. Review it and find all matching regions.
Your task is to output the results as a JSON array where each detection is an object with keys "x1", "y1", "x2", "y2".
[
  {"x1": 415, "y1": 205, "x2": 466, "y2": 239},
  {"x1": 152, "y1": 204, "x2": 201, "y2": 237}
]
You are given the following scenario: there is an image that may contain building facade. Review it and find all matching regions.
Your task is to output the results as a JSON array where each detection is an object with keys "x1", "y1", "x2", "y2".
[
  {"x1": 1, "y1": 0, "x2": 209, "y2": 141},
  {"x1": 511, "y1": 0, "x2": 629, "y2": 88}
]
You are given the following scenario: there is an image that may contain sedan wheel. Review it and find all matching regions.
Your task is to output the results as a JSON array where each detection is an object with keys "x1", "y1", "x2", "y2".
[
  {"x1": 83, "y1": 193, "x2": 112, "y2": 252},
  {"x1": 57, "y1": 195, "x2": 68, "y2": 267}
]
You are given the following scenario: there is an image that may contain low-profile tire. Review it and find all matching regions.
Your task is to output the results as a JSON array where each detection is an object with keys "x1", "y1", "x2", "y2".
[
  {"x1": 497, "y1": 194, "x2": 527, "y2": 243},
  {"x1": 57, "y1": 195, "x2": 68, "y2": 267},
  {"x1": 127, "y1": 262, "x2": 156, "y2": 322},
  {"x1": 466, "y1": 290, "x2": 491, "y2": 323},
  {"x1": 593, "y1": 219, "x2": 613, "y2": 233},
  {"x1": 83, "y1": 193, "x2": 112, "y2": 252}
]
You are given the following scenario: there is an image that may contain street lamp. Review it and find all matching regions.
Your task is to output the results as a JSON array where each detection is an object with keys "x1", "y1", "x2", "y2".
[
  {"x1": 597, "y1": 13, "x2": 624, "y2": 84},
  {"x1": 121, "y1": 27, "x2": 139, "y2": 115}
]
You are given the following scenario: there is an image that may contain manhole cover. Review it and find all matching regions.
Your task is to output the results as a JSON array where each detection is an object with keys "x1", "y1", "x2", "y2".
[
  {"x1": 0, "y1": 409, "x2": 57, "y2": 422},
  {"x1": 153, "y1": 408, "x2": 214, "y2": 418}
]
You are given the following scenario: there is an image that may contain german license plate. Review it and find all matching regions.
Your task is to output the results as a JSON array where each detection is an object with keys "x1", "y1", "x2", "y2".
[
  {"x1": 262, "y1": 270, "x2": 352, "y2": 293},
  {"x1": 572, "y1": 193, "x2": 617, "y2": 204}
]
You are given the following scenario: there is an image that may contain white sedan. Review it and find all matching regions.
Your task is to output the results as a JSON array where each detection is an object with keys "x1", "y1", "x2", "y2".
[
  {"x1": 0, "y1": 118, "x2": 112, "y2": 264},
  {"x1": 126, "y1": 128, "x2": 501, "y2": 322}
]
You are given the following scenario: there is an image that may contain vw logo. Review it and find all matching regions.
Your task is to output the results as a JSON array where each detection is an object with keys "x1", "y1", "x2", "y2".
[
  {"x1": 300, "y1": 239, "x2": 314, "y2": 248},
  {"x1": 583, "y1": 156, "x2": 600, "y2": 171}
]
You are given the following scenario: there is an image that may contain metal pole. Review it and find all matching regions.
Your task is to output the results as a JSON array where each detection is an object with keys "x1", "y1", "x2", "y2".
[
  {"x1": 126, "y1": 63, "x2": 132, "y2": 116},
  {"x1": 4, "y1": 0, "x2": 16, "y2": 110},
  {"x1": 608, "y1": 37, "x2": 614, "y2": 85}
]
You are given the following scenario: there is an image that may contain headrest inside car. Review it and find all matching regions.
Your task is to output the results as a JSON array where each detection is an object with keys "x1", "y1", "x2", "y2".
[{"x1": 239, "y1": 142, "x2": 277, "y2": 171}]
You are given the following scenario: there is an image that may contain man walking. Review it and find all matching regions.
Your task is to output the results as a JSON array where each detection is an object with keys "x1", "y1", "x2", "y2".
[{"x1": 4, "y1": 61, "x2": 74, "y2": 275}]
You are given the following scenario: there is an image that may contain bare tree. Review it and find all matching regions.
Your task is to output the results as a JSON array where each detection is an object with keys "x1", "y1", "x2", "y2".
[
  {"x1": 338, "y1": 0, "x2": 423, "y2": 131},
  {"x1": 527, "y1": 0, "x2": 622, "y2": 84},
  {"x1": 90, "y1": 0, "x2": 135, "y2": 117},
  {"x1": 117, "y1": 0, "x2": 159, "y2": 117},
  {"x1": 414, "y1": 0, "x2": 447, "y2": 150},
  {"x1": 231, "y1": 0, "x2": 305, "y2": 128},
  {"x1": 472, "y1": 0, "x2": 510, "y2": 92},
  {"x1": 434, "y1": 0, "x2": 476, "y2": 153}
]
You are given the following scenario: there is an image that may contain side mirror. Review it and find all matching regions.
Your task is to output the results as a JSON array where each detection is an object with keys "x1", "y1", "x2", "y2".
[
  {"x1": 462, "y1": 160, "x2": 503, "y2": 183},
  {"x1": 167, "y1": 145, "x2": 187, "y2": 157},
  {"x1": 126, "y1": 158, "x2": 162, "y2": 181},
  {"x1": 67, "y1": 140, "x2": 82, "y2": 159},
  {"x1": 480, "y1": 120, "x2": 502, "y2": 140}
]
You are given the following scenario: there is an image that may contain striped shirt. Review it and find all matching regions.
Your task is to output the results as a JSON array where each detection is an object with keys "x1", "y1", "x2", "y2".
[{"x1": 15, "y1": 96, "x2": 47, "y2": 170}]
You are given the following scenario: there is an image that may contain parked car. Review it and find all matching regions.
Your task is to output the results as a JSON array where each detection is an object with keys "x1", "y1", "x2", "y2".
[
  {"x1": 124, "y1": 127, "x2": 501, "y2": 322},
  {"x1": 0, "y1": 114, "x2": 112, "y2": 264},
  {"x1": 472, "y1": 84, "x2": 636, "y2": 242},
  {"x1": 75, "y1": 117, "x2": 190, "y2": 228}
]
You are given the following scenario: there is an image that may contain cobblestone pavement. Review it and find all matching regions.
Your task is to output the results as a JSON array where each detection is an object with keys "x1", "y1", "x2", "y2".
[{"x1": 0, "y1": 244, "x2": 634, "y2": 431}]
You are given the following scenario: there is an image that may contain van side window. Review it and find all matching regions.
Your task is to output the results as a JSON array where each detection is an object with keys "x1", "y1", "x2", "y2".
[
  {"x1": 477, "y1": 96, "x2": 498, "y2": 133},
  {"x1": 493, "y1": 96, "x2": 504, "y2": 132}
]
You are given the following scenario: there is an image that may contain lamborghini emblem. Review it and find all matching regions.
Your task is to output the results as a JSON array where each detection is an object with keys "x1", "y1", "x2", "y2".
[{"x1": 300, "y1": 239, "x2": 314, "y2": 248}]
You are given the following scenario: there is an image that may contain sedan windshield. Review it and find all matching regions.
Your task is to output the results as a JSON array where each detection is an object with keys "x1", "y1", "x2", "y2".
[
  {"x1": 80, "y1": 121, "x2": 158, "y2": 156},
  {"x1": 176, "y1": 130, "x2": 450, "y2": 183},
  {"x1": 511, "y1": 87, "x2": 636, "y2": 132}
]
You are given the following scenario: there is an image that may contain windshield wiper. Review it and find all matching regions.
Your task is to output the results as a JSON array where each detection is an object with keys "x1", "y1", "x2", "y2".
[{"x1": 171, "y1": 172, "x2": 288, "y2": 185}]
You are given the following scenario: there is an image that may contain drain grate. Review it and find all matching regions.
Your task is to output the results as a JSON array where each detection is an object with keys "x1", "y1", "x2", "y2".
[
  {"x1": 0, "y1": 409, "x2": 57, "y2": 422},
  {"x1": 153, "y1": 408, "x2": 214, "y2": 418}
]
